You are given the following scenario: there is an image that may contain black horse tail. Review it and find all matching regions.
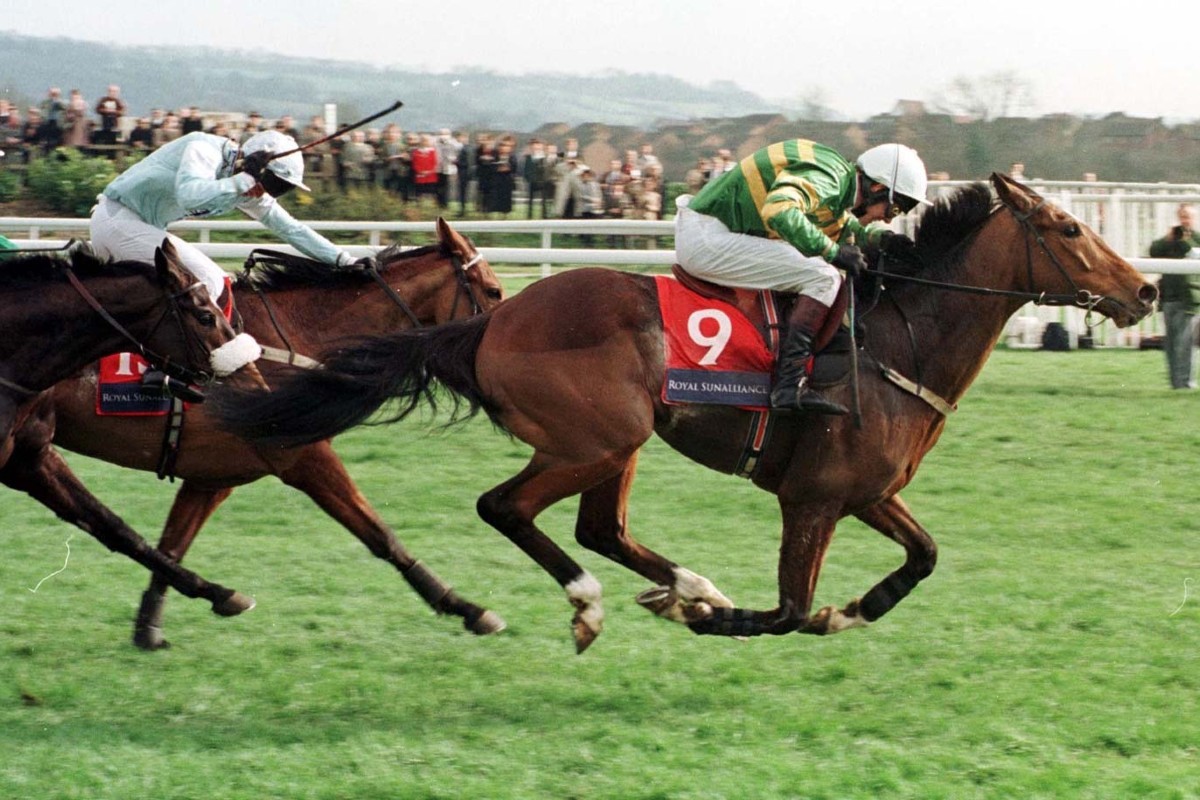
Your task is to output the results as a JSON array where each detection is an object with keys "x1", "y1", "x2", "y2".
[{"x1": 211, "y1": 313, "x2": 494, "y2": 449}]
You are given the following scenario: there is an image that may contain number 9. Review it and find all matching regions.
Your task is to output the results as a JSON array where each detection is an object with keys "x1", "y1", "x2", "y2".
[{"x1": 688, "y1": 309, "x2": 732, "y2": 365}]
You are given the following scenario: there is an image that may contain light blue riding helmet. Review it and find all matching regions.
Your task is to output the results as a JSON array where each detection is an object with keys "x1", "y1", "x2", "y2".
[{"x1": 242, "y1": 129, "x2": 311, "y2": 192}]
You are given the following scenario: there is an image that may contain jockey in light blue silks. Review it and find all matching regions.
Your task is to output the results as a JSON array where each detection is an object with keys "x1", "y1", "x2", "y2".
[{"x1": 90, "y1": 129, "x2": 367, "y2": 304}]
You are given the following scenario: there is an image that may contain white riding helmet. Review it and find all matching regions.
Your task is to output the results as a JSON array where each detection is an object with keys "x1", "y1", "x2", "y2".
[
  {"x1": 242, "y1": 130, "x2": 310, "y2": 192},
  {"x1": 856, "y1": 143, "x2": 930, "y2": 209}
]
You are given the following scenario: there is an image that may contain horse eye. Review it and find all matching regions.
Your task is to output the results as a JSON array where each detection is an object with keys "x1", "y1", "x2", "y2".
[
  {"x1": 1064, "y1": 223, "x2": 1082, "y2": 238},
  {"x1": 485, "y1": 287, "x2": 503, "y2": 301},
  {"x1": 198, "y1": 311, "x2": 217, "y2": 327}
]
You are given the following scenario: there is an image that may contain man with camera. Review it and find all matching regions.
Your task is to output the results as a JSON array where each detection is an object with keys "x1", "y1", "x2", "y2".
[{"x1": 1150, "y1": 203, "x2": 1200, "y2": 388}]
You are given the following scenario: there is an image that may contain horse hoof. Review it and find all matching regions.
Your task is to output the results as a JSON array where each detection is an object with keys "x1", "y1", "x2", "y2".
[
  {"x1": 573, "y1": 620, "x2": 600, "y2": 654},
  {"x1": 635, "y1": 586, "x2": 676, "y2": 616},
  {"x1": 132, "y1": 629, "x2": 171, "y2": 651},
  {"x1": 466, "y1": 610, "x2": 507, "y2": 636},
  {"x1": 212, "y1": 591, "x2": 256, "y2": 617}
]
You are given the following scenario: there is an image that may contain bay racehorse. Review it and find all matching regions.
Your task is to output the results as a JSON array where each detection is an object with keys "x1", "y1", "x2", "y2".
[
  {"x1": 19, "y1": 219, "x2": 506, "y2": 648},
  {"x1": 2, "y1": 240, "x2": 265, "y2": 617},
  {"x1": 211, "y1": 174, "x2": 1157, "y2": 652}
]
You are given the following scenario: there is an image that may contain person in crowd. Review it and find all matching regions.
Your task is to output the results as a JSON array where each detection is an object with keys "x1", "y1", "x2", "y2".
[
  {"x1": 299, "y1": 115, "x2": 331, "y2": 186},
  {"x1": 474, "y1": 133, "x2": 497, "y2": 214},
  {"x1": 410, "y1": 133, "x2": 440, "y2": 204},
  {"x1": 180, "y1": 106, "x2": 205, "y2": 135},
  {"x1": 155, "y1": 112, "x2": 182, "y2": 147},
  {"x1": 93, "y1": 84, "x2": 126, "y2": 146},
  {"x1": 22, "y1": 108, "x2": 43, "y2": 151},
  {"x1": 89, "y1": 128, "x2": 368, "y2": 310},
  {"x1": 605, "y1": 179, "x2": 631, "y2": 248},
  {"x1": 577, "y1": 167, "x2": 604, "y2": 245},
  {"x1": 339, "y1": 129, "x2": 376, "y2": 188},
  {"x1": 64, "y1": 89, "x2": 91, "y2": 148},
  {"x1": 454, "y1": 130, "x2": 471, "y2": 214},
  {"x1": 637, "y1": 142, "x2": 661, "y2": 176},
  {"x1": 275, "y1": 115, "x2": 300, "y2": 141},
  {"x1": 127, "y1": 117, "x2": 155, "y2": 150},
  {"x1": 675, "y1": 140, "x2": 928, "y2": 414},
  {"x1": 487, "y1": 137, "x2": 518, "y2": 217},
  {"x1": 379, "y1": 124, "x2": 406, "y2": 196},
  {"x1": 685, "y1": 157, "x2": 711, "y2": 194},
  {"x1": 522, "y1": 138, "x2": 547, "y2": 219},
  {"x1": 1150, "y1": 203, "x2": 1200, "y2": 389},
  {"x1": 435, "y1": 127, "x2": 462, "y2": 210},
  {"x1": 38, "y1": 87, "x2": 67, "y2": 152},
  {"x1": 0, "y1": 102, "x2": 22, "y2": 160}
]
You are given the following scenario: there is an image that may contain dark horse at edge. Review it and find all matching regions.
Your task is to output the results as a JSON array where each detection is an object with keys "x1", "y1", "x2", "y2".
[{"x1": 212, "y1": 174, "x2": 1157, "y2": 652}]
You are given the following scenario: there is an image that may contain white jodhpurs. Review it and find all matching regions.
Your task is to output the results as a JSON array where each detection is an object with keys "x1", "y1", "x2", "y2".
[
  {"x1": 89, "y1": 195, "x2": 229, "y2": 300},
  {"x1": 674, "y1": 197, "x2": 841, "y2": 306}
]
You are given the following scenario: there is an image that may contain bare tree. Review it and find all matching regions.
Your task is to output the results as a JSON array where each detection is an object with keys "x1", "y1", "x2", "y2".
[{"x1": 931, "y1": 71, "x2": 1036, "y2": 120}]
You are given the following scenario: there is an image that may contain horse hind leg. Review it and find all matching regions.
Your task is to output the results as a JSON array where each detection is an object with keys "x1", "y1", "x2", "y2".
[
  {"x1": 279, "y1": 444, "x2": 505, "y2": 636},
  {"x1": 476, "y1": 456, "x2": 626, "y2": 653},
  {"x1": 133, "y1": 482, "x2": 234, "y2": 650},
  {"x1": 801, "y1": 493, "x2": 937, "y2": 635},
  {"x1": 570, "y1": 453, "x2": 735, "y2": 626}
]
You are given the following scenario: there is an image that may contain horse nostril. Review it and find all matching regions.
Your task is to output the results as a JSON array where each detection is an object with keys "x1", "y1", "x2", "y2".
[{"x1": 1137, "y1": 283, "x2": 1158, "y2": 304}]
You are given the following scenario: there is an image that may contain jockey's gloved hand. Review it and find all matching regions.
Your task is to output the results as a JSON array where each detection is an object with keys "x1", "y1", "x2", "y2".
[
  {"x1": 352, "y1": 256, "x2": 379, "y2": 271},
  {"x1": 238, "y1": 150, "x2": 273, "y2": 181},
  {"x1": 880, "y1": 231, "x2": 917, "y2": 260},
  {"x1": 831, "y1": 243, "x2": 867, "y2": 277}
]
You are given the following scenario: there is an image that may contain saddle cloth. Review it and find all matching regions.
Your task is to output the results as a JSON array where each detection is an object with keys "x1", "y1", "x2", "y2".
[
  {"x1": 96, "y1": 352, "x2": 173, "y2": 416},
  {"x1": 654, "y1": 274, "x2": 775, "y2": 409}
]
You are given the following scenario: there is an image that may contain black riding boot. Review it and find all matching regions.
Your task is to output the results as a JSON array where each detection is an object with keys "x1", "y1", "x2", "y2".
[{"x1": 768, "y1": 297, "x2": 848, "y2": 415}]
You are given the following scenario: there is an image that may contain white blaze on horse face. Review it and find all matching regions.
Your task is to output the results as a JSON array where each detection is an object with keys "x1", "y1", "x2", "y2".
[{"x1": 565, "y1": 573, "x2": 604, "y2": 632}]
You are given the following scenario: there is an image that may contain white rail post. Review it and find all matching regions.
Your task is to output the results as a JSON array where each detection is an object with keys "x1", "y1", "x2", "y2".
[{"x1": 541, "y1": 229, "x2": 552, "y2": 278}]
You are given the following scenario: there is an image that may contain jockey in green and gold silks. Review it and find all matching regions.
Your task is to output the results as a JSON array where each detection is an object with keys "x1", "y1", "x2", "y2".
[
  {"x1": 688, "y1": 139, "x2": 884, "y2": 263},
  {"x1": 675, "y1": 140, "x2": 930, "y2": 415}
]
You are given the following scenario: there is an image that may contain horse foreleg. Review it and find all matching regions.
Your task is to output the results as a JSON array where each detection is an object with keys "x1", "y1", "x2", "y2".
[
  {"x1": 133, "y1": 482, "x2": 234, "y2": 650},
  {"x1": 800, "y1": 493, "x2": 937, "y2": 635},
  {"x1": 572, "y1": 452, "x2": 735, "y2": 625},
  {"x1": 278, "y1": 443, "x2": 505, "y2": 636},
  {"x1": 687, "y1": 502, "x2": 842, "y2": 638},
  {"x1": 1, "y1": 443, "x2": 253, "y2": 618}
]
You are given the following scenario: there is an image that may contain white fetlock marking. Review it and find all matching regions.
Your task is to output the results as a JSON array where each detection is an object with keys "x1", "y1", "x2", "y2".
[
  {"x1": 825, "y1": 608, "x2": 869, "y2": 634},
  {"x1": 210, "y1": 333, "x2": 263, "y2": 377},
  {"x1": 565, "y1": 573, "x2": 604, "y2": 632},
  {"x1": 672, "y1": 567, "x2": 734, "y2": 608}
]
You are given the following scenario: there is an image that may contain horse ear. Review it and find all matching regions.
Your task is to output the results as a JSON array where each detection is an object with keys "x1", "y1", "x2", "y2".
[
  {"x1": 990, "y1": 171, "x2": 1041, "y2": 213},
  {"x1": 155, "y1": 237, "x2": 184, "y2": 287},
  {"x1": 435, "y1": 217, "x2": 453, "y2": 251}
]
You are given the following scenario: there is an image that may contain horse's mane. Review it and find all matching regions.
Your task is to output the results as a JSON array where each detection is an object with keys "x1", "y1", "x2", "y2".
[
  {"x1": 0, "y1": 246, "x2": 154, "y2": 290},
  {"x1": 893, "y1": 182, "x2": 997, "y2": 283},
  {"x1": 236, "y1": 244, "x2": 441, "y2": 292}
]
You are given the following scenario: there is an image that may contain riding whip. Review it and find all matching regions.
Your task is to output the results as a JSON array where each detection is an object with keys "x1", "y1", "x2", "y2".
[{"x1": 270, "y1": 100, "x2": 404, "y2": 160}]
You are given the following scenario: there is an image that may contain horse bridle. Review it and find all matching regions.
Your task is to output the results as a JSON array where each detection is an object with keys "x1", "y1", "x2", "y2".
[{"x1": 0, "y1": 258, "x2": 215, "y2": 399}]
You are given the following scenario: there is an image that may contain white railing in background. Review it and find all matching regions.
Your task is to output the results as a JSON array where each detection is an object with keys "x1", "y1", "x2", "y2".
[{"x1": 6, "y1": 181, "x2": 1200, "y2": 348}]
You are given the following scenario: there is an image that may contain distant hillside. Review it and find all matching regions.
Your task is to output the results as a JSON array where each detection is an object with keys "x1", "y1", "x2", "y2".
[{"x1": 0, "y1": 31, "x2": 783, "y2": 130}]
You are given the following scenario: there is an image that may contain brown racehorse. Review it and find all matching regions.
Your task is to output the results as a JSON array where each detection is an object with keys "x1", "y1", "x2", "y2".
[
  {"x1": 17, "y1": 218, "x2": 506, "y2": 648},
  {"x1": 212, "y1": 174, "x2": 1158, "y2": 652},
  {"x1": 1, "y1": 240, "x2": 265, "y2": 617}
]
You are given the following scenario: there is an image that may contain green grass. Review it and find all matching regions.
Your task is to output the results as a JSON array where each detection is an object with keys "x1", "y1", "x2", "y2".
[{"x1": 2, "y1": 347, "x2": 1198, "y2": 799}]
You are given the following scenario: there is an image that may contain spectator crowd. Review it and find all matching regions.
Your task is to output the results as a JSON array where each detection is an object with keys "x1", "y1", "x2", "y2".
[{"x1": 0, "y1": 84, "x2": 737, "y2": 222}]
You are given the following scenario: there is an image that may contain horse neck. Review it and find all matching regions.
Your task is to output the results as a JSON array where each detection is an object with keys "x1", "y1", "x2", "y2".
[
  {"x1": 876, "y1": 214, "x2": 1031, "y2": 405},
  {"x1": 1, "y1": 274, "x2": 163, "y2": 391},
  {"x1": 236, "y1": 258, "x2": 452, "y2": 351}
]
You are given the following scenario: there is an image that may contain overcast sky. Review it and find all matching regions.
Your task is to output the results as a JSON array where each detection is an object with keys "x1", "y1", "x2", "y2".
[{"x1": 6, "y1": 0, "x2": 1191, "y2": 121}]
